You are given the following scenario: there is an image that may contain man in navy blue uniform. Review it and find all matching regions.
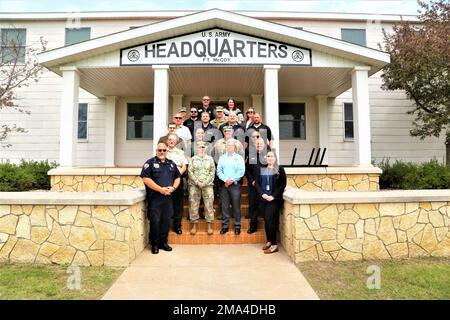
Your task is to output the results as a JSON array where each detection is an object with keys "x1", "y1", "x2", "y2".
[{"x1": 140, "y1": 143, "x2": 181, "y2": 254}]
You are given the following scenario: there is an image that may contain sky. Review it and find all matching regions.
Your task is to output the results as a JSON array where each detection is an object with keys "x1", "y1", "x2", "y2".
[{"x1": 0, "y1": 0, "x2": 429, "y2": 15}]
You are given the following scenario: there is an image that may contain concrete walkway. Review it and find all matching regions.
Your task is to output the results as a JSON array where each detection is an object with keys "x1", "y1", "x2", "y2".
[{"x1": 102, "y1": 244, "x2": 319, "y2": 300}]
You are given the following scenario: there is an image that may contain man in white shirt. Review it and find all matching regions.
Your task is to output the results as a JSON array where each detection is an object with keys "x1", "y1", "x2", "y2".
[{"x1": 173, "y1": 113, "x2": 192, "y2": 155}]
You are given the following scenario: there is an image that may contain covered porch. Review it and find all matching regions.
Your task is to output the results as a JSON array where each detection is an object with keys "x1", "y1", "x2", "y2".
[{"x1": 38, "y1": 8, "x2": 389, "y2": 188}]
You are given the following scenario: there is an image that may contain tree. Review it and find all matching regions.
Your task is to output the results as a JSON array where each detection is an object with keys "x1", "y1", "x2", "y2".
[
  {"x1": 381, "y1": 0, "x2": 450, "y2": 153},
  {"x1": 0, "y1": 26, "x2": 46, "y2": 147}
]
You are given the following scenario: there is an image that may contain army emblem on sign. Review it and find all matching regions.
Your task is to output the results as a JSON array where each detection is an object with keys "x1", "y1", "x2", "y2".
[
  {"x1": 292, "y1": 50, "x2": 304, "y2": 62},
  {"x1": 127, "y1": 50, "x2": 140, "y2": 62}
]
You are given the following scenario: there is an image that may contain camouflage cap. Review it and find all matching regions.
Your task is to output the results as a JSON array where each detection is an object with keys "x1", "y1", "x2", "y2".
[
  {"x1": 223, "y1": 125, "x2": 233, "y2": 132},
  {"x1": 179, "y1": 107, "x2": 187, "y2": 113},
  {"x1": 196, "y1": 141, "x2": 207, "y2": 148},
  {"x1": 215, "y1": 106, "x2": 224, "y2": 112}
]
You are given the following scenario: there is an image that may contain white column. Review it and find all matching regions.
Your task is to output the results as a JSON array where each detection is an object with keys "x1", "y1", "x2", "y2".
[
  {"x1": 351, "y1": 66, "x2": 372, "y2": 166},
  {"x1": 263, "y1": 65, "x2": 280, "y2": 159},
  {"x1": 316, "y1": 95, "x2": 329, "y2": 165},
  {"x1": 152, "y1": 65, "x2": 170, "y2": 152},
  {"x1": 251, "y1": 94, "x2": 263, "y2": 113},
  {"x1": 104, "y1": 96, "x2": 117, "y2": 167},
  {"x1": 59, "y1": 66, "x2": 80, "y2": 167},
  {"x1": 171, "y1": 94, "x2": 183, "y2": 114}
]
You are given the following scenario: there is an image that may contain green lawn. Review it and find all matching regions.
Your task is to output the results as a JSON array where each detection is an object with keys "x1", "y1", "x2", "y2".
[
  {"x1": 0, "y1": 263, "x2": 124, "y2": 300},
  {"x1": 297, "y1": 257, "x2": 450, "y2": 300}
]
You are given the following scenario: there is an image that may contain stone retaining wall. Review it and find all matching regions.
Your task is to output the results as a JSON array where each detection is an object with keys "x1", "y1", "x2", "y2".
[
  {"x1": 0, "y1": 191, "x2": 148, "y2": 267},
  {"x1": 50, "y1": 175, "x2": 144, "y2": 192},
  {"x1": 281, "y1": 189, "x2": 450, "y2": 262},
  {"x1": 286, "y1": 173, "x2": 379, "y2": 191}
]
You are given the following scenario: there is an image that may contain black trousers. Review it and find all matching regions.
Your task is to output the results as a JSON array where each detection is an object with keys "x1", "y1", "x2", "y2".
[
  {"x1": 220, "y1": 184, "x2": 242, "y2": 229},
  {"x1": 172, "y1": 179, "x2": 184, "y2": 228},
  {"x1": 148, "y1": 195, "x2": 173, "y2": 246},
  {"x1": 261, "y1": 200, "x2": 280, "y2": 245},
  {"x1": 247, "y1": 183, "x2": 260, "y2": 229}
]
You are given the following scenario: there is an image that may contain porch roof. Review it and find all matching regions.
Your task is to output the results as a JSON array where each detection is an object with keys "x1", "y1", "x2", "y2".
[
  {"x1": 38, "y1": 8, "x2": 389, "y2": 70},
  {"x1": 37, "y1": 8, "x2": 390, "y2": 98}
]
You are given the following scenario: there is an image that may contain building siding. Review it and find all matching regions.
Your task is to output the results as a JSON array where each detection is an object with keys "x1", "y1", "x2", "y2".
[{"x1": 0, "y1": 15, "x2": 445, "y2": 166}]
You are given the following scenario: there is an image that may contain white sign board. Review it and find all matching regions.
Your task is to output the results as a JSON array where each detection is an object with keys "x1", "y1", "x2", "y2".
[{"x1": 121, "y1": 28, "x2": 311, "y2": 66}]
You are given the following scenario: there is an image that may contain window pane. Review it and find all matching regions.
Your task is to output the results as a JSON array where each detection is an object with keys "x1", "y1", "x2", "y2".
[
  {"x1": 344, "y1": 103, "x2": 353, "y2": 121},
  {"x1": 1, "y1": 29, "x2": 26, "y2": 63},
  {"x1": 77, "y1": 103, "x2": 88, "y2": 140},
  {"x1": 345, "y1": 121, "x2": 354, "y2": 139},
  {"x1": 127, "y1": 103, "x2": 154, "y2": 139},
  {"x1": 127, "y1": 121, "x2": 153, "y2": 139},
  {"x1": 78, "y1": 103, "x2": 88, "y2": 121},
  {"x1": 279, "y1": 103, "x2": 306, "y2": 139},
  {"x1": 65, "y1": 28, "x2": 91, "y2": 45},
  {"x1": 2, "y1": 29, "x2": 26, "y2": 46},
  {"x1": 78, "y1": 122, "x2": 87, "y2": 140},
  {"x1": 341, "y1": 29, "x2": 366, "y2": 46}
]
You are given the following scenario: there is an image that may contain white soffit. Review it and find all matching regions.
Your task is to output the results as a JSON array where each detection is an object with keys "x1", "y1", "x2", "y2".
[{"x1": 38, "y1": 9, "x2": 390, "y2": 71}]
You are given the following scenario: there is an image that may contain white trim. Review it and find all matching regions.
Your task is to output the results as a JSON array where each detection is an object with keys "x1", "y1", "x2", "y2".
[
  {"x1": 77, "y1": 102, "x2": 89, "y2": 143},
  {"x1": 37, "y1": 9, "x2": 390, "y2": 69},
  {"x1": 283, "y1": 188, "x2": 450, "y2": 205},
  {"x1": 278, "y1": 100, "x2": 307, "y2": 141},
  {"x1": 0, "y1": 10, "x2": 419, "y2": 22},
  {"x1": 342, "y1": 101, "x2": 355, "y2": 142}
]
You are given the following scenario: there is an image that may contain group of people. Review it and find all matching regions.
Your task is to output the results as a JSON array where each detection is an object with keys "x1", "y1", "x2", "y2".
[{"x1": 140, "y1": 96, "x2": 286, "y2": 255}]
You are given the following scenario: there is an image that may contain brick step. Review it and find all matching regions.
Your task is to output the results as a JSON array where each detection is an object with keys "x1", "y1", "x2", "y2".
[
  {"x1": 168, "y1": 230, "x2": 266, "y2": 244},
  {"x1": 182, "y1": 204, "x2": 250, "y2": 217},
  {"x1": 180, "y1": 218, "x2": 265, "y2": 230}
]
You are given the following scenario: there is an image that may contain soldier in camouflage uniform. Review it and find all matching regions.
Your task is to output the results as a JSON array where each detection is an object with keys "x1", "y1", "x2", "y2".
[
  {"x1": 188, "y1": 141, "x2": 216, "y2": 235},
  {"x1": 212, "y1": 126, "x2": 245, "y2": 163},
  {"x1": 210, "y1": 106, "x2": 228, "y2": 129}
]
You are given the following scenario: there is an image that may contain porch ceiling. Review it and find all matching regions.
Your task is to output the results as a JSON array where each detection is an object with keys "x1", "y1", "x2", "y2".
[{"x1": 79, "y1": 66, "x2": 352, "y2": 98}]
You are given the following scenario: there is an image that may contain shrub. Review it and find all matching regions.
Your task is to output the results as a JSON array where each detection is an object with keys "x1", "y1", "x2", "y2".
[
  {"x1": 378, "y1": 159, "x2": 450, "y2": 190},
  {"x1": 0, "y1": 160, "x2": 58, "y2": 191}
]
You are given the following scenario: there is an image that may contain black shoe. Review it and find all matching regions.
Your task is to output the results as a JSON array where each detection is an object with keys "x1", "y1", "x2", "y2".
[
  {"x1": 151, "y1": 245, "x2": 159, "y2": 254},
  {"x1": 220, "y1": 228, "x2": 228, "y2": 235},
  {"x1": 235, "y1": 228, "x2": 241, "y2": 235},
  {"x1": 160, "y1": 244, "x2": 172, "y2": 252},
  {"x1": 173, "y1": 227, "x2": 182, "y2": 235},
  {"x1": 247, "y1": 227, "x2": 257, "y2": 234}
]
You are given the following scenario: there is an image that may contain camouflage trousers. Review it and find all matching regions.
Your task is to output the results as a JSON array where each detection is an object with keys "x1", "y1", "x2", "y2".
[{"x1": 189, "y1": 185, "x2": 215, "y2": 223}]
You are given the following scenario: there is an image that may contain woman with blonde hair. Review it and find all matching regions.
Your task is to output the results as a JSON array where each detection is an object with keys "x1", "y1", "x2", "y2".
[{"x1": 254, "y1": 150, "x2": 287, "y2": 254}]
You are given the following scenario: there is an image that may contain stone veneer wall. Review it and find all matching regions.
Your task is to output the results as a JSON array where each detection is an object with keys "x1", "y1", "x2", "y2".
[
  {"x1": 51, "y1": 175, "x2": 144, "y2": 192},
  {"x1": 51, "y1": 173, "x2": 379, "y2": 192},
  {"x1": 282, "y1": 192, "x2": 450, "y2": 262},
  {"x1": 0, "y1": 199, "x2": 148, "y2": 267},
  {"x1": 286, "y1": 174, "x2": 379, "y2": 191}
]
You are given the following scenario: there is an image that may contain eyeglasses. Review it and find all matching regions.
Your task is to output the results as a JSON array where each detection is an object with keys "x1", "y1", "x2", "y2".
[
  {"x1": 174, "y1": 117, "x2": 182, "y2": 119},
  {"x1": 247, "y1": 111, "x2": 254, "y2": 114},
  {"x1": 202, "y1": 99, "x2": 210, "y2": 101},
  {"x1": 198, "y1": 146, "x2": 206, "y2": 149},
  {"x1": 157, "y1": 149, "x2": 167, "y2": 152},
  {"x1": 252, "y1": 135, "x2": 260, "y2": 138},
  {"x1": 168, "y1": 127, "x2": 176, "y2": 130},
  {"x1": 190, "y1": 110, "x2": 198, "y2": 113}
]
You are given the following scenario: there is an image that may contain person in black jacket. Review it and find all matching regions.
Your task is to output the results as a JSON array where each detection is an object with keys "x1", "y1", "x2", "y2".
[
  {"x1": 245, "y1": 136, "x2": 268, "y2": 232},
  {"x1": 254, "y1": 150, "x2": 287, "y2": 254}
]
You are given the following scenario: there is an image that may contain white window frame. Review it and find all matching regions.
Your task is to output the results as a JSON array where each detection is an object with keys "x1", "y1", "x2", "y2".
[
  {"x1": 77, "y1": 102, "x2": 89, "y2": 142},
  {"x1": 1, "y1": 28, "x2": 27, "y2": 64},
  {"x1": 126, "y1": 101, "x2": 154, "y2": 140},
  {"x1": 343, "y1": 102, "x2": 354, "y2": 142},
  {"x1": 65, "y1": 27, "x2": 91, "y2": 46},
  {"x1": 278, "y1": 100, "x2": 307, "y2": 141}
]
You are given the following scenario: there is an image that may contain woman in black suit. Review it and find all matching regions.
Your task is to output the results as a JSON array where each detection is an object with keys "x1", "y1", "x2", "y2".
[{"x1": 254, "y1": 150, "x2": 287, "y2": 254}]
